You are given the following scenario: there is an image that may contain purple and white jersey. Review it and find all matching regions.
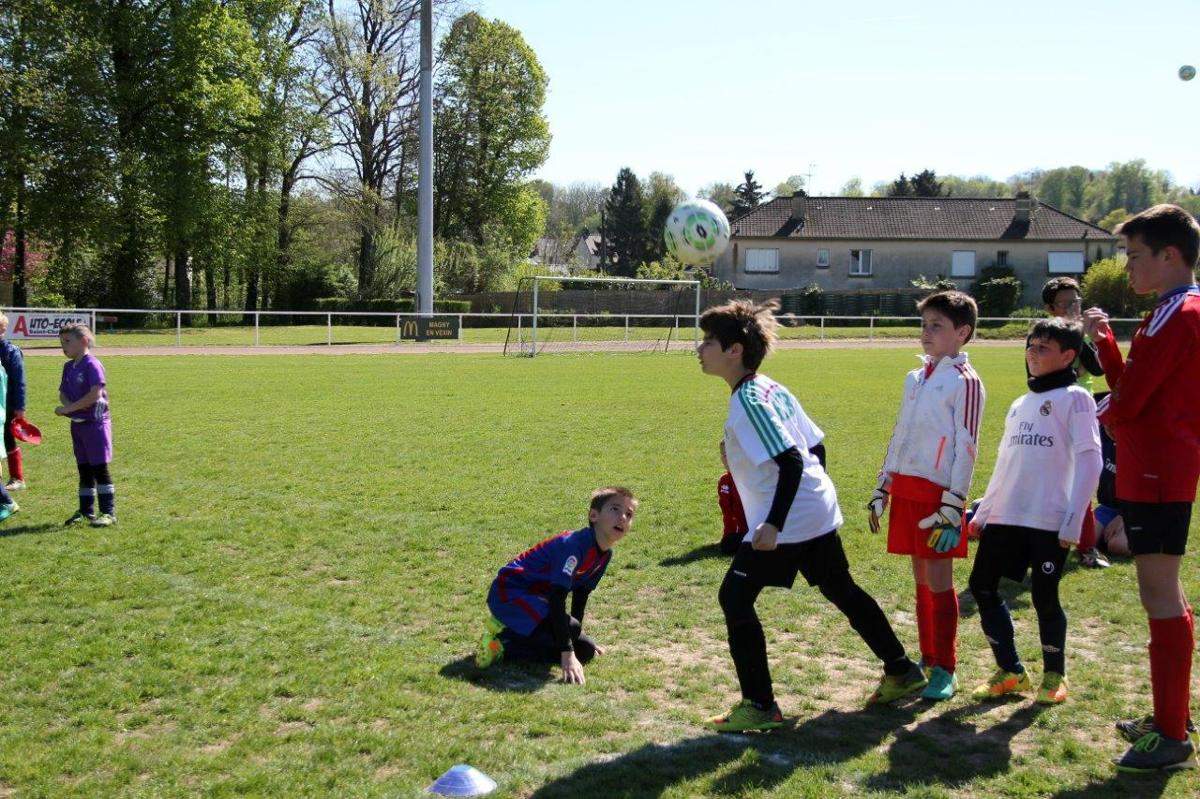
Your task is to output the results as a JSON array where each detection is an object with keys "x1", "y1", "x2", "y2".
[{"x1": 60, "y1": 354, "x2": 109, "y2": 422}]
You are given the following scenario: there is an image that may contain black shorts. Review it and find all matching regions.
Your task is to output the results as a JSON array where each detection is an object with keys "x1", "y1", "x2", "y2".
[
  {"x1": 973, "y1": 524, "x2": 1069, "y2": 584},
  {"x1": 1119, "y1": 501, "x2": 1191, "y2": 557},
  {"x1": 729, "y1": 530, "x2": 849, "y2": 589}
]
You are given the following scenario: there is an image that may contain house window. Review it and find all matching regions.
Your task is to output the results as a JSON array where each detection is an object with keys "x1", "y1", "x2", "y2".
[
  {"x1": 744, "y1": 248, "x2": 780, "y2": 273},
  {"x1": 1048, "y1": 251, "x2": 1085, "y2": 274},
  {"x1": 997, "y1": 250, "x2": 1009, "y2": 267},
  {"x1": 816, "y1": 248, "x2": 830, "y2": 267},
  {"x1": 951, "y1": 251, "x2": 976, "y2": 278},
  {"x1": 849, "y1": 249, "x2": 872, "y2": 276}
]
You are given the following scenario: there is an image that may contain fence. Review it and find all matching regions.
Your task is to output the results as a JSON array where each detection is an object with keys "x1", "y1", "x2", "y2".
[{"x1": 0, "y1": 306, "x2": 1145, "y2": 350}]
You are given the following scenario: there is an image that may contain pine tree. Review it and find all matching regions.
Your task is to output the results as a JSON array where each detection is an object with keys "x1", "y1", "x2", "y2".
[
  {"x1": 731, "y1": 170, "x2": 766, "y2": 217},
  {"x1": 603, "y1": 167, "x2": 645, "y2": 277}
]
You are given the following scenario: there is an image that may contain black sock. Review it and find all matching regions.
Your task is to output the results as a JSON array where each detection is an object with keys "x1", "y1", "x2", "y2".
[
  {"x1": 973, "y1": 586, "x2": 1022, "y2": 674},
  {"x1": 1033, "y1": 582, "x2": 1067, "y2": 675},
  {"x1": 819, "y1": 572, "x2": 908, "y2": 671}
]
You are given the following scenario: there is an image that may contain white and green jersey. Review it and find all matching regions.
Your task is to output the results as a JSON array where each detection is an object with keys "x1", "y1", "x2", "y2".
[{"x1": 723, "y1": 374, "x2": 843, "y2": 544}]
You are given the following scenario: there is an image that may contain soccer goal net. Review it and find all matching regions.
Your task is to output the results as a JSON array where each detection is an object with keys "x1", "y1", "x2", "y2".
[{"x1": 502, "y1": 276, "x2": 702, "y2": 356}]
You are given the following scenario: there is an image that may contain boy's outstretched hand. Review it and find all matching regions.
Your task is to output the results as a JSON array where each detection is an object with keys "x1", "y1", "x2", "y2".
[
  {"x1": 560, "y1": 651, "x2": 586, "y2": 685},
  {"x1": 751, "y1": 522, "x2": 779, "y2": 551}
]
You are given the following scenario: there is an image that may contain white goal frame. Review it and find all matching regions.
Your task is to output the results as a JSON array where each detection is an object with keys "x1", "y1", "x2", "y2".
[{"x1": 518, "y1": 275, "x2": 702, "y2": 357}]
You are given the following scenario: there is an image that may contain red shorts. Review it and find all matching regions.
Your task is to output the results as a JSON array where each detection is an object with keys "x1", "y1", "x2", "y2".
[{"x1": 886, "y1": 474, "x2": 968, "y2": 560}]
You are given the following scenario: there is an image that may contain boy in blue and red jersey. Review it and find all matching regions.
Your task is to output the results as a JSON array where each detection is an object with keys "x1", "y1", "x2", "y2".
[
  {"x1": 1083, "y1": 204, "x2": 1200, "y2": 772},
  {"x1": 477, "y1": 487, "x2": 637, "y2": 685}
]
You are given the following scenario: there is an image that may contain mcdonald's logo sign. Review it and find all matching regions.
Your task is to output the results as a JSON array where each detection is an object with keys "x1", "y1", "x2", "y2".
[{"x1": 398, "y1": 316, "x2": 460, "y2": 340}]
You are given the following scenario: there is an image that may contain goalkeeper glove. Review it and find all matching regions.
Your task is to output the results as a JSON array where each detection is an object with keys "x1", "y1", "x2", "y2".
[
  {"x1": 866, "y1": 477, "x2": 889, "y2": 534},
  {"x1": 918, "y1": 491, "x2": 966, "y2": 552}
]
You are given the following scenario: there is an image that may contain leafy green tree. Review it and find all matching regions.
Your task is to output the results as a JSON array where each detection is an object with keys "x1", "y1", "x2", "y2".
[
  {"x1": 698, "y1": 181, "x2": 736, "y2": 214},
  {"x1": 839, "y1": 177, "x2": 864, "y2": 197},
  {"x1": 433, "y1": 12, "x2": 550, "y2": 248},
  {"x1": 940, "y1": 174, "x2": 1010, "y2": 198},
  {"x1": 774, "y1": 175, "x2": 806, "y2": 198},
  {"x1": 1082, "y1": 255, "x2": 1154, "y2": 317},
  {"x1": 642, "y1": 172, "x2": 685, "y2": 263}
]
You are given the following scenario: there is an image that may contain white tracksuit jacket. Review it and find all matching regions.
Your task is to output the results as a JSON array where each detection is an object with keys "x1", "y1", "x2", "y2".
[{"x1": 880, "y1": 352, "x2": 986, "y2": 499}]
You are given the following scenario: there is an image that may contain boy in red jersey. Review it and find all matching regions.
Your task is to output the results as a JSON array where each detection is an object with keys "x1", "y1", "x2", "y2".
[{"x1": 1083, "y1": 204, "x2": 1200, "y2": 771}]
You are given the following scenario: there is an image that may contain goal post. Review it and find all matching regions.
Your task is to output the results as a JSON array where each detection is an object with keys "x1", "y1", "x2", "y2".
[{"x1": 504, "y1": 275, "x2": 703, "y2": 357}]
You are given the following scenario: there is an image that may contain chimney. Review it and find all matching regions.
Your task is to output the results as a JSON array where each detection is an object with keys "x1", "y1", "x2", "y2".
[
  {"x1": 1015, "y1": 191, "x2": 1035, "y2": 224},
  {"x1": 790, "y1": 192, "x2": 806, "y2": 222}
]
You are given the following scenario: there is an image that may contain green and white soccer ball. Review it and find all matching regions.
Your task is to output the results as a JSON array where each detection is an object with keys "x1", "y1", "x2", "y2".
[
  {"x1": 664, "y1": 199, "x2": 731, "y2": 265},
  {"x1": 1181, "y1": 64, "x2": 1197, "y2": 82}
]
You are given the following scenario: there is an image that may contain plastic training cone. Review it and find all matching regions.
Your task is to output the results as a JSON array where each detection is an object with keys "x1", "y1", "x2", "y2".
[{"x1": 426, "y1": 764, "x2": 497, "y2": 796}]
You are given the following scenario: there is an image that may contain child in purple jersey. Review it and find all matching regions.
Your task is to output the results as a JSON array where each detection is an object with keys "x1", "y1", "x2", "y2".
[
  {"x1": 477, "y1": 487, "x2": 638, "y2": 685},
  {"x1": 55, "y1": 324, "x2": 115, "y2": 528}
]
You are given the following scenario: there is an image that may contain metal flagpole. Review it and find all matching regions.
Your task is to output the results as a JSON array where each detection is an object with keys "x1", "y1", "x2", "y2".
[{"x1": 416, "y1": 0, "x2": 434, "y2": 333}]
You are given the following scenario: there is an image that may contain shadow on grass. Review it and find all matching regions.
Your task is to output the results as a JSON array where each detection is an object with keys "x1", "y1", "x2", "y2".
[
  {"x1": 439, "y1": 654, "x2": 553, "y2": 693},
  {"x1": 958, "y1": 553, "x2": 1129, "y2": 619},
  {"x1": 530, "y1": 704, "x2": 921, "y2": 798},
  {"x1": 659, "y1": 543, "x2": 731, "y2": 568},
  {"x1": 865, "y1": 702, "x2": 1042, "y2": 793},
  {"x1": 1047, "y1": 770, "x2": 1176, "y2": 799},
  {"x1": 0, "y1": 521, "x2": 64, "y2": 539}
]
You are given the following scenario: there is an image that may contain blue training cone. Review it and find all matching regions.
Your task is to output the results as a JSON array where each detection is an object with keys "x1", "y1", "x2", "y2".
[{"x1": 426, "y1": 764, "x2": 497, "y2": 796}]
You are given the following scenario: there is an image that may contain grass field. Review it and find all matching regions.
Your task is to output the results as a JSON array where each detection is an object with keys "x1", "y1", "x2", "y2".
[{"x1": 0, "y1": 346, "x2": 1196, "y2": 798}]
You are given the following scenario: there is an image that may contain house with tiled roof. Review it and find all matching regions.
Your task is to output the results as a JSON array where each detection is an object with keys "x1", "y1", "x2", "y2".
[
  {"x1": 713, "y1": 193, "x2": 1118, "y2": 306},
  {"x1": 530, "y1": 232, "x2": 603, "y2": 273}
]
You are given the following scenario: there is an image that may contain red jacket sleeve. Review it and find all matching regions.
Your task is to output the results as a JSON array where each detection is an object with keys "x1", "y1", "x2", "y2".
[
  {"x1": 1099, "y1": 320, "x2": 1193, "y2": 428},
  {"x1": 1092, "y1": 330, "x2": 1124, "y2": 386}
]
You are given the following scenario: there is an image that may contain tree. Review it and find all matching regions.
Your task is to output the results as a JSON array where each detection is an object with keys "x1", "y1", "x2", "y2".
[
  {"x1": 940, "y1": 174, "x2": 1010, "y2": 198},
  {"x1": 773, "y1": 175, "x2": 806, "y2": 199},
  {"x1": 698, "y1": 182, "x2": 736, "y2": 215},
  {"x1": 839, "y1": 177, "x2": 864, "y2": 197},
  {"x1": 1030, "y1": 166, "x2": 1092, "y2": 215},
  {"x1": 887, "y1": 172, "x2": 912, "y2": 197},
  {"x1": 324, "y1": 0, "x2": 425, "y2": 296},
  {"x1": 730, "y1": 170, "x2": 766, "y2": 217},
  {"x1": 433, "y1": 12, "x2": 550, "y2": 249},
  {"x1": 603, "y1": 167, "x2": 645, "y2": 277},
  {"x1": 641, "y1": 172, "x2": 684, "y2": 263},
  {"x1": 1098, "y1": 207, "x2": 1129, "y2": 232},
  {"x1": 909, "y1": 169, "x2": 944, "y2": 197}
]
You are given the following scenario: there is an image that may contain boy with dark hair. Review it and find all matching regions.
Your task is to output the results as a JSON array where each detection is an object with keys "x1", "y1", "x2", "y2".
[
  {"x1": 698, "y1": 300, "x2": 923, "y2": 731},
  {"x1": 967, "y1": 318, "x2": 1102, "y2": 705},
  {"x1": 1083, "y1": 203, "x2": 1200, "y2": 771},
  {"x1": 477, "y1": 487, "x2": 637, "y2": 685},
  {"x1": 1039, "y1": 277, "x2": 1109, "y2": 568},
  {"x1": 868, "y1": 290, "x2": 985, "y2": 701}
]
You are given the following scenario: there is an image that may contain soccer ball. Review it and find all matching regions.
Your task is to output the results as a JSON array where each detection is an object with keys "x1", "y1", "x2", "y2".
[
  {"x1": 1181, "y1": 64, "x2": 1196, "y2": 81},
  {"x1": 664, "y1": 199, "x2": 731, "y2": 265}
]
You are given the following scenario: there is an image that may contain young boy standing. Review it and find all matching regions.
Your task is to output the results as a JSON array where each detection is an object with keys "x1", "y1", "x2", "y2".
[
  {"x1": 967, "y1": 318, "x2": 1102, "y2": 705},
  {"x1": 1083, "y1": 204, "x2": 1200, "y2": 771},
  {"x1": 55, "y1": 324, "x2": 115, "y2": 527},
  {"x1": 477, "y1": 487, "x2": 637, "y2": 685},
  {"x1": 1040, "y1": 277, "x2": 1109, "y2": 568},
  {"x1": 868, "y1": 290, "x2": 985, "y2": 701},
  {"x1": 699, "y1": 300, "x2": 924, "y2": 732}
]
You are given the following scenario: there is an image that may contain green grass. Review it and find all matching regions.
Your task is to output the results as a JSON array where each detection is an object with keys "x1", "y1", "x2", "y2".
[{"x1": 0, "y1": 347, "x2": 1195, "y2": 797}]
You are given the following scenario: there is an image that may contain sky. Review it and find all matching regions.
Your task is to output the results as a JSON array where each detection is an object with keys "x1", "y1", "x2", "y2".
[{"x1": 469, "y1": 0, "x2": 1200, "y2": 196}]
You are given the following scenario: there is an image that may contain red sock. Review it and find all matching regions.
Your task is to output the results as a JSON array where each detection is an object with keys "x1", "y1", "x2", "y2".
[
  {"x1": 1078, "y1": 503, "x2": 1097, "y2": 551},
  {"x1": 6, "y1": 448, "x2": 22, "y2": 482},
  {"x1": 932, "y1": 589, "x2": 959, "y2": 673},
  {"x1": 916, "y1": 584, "x2": 935, "y2": 666},
  {"x1": 1149, "y1": 616, "x2": 1193, "y2": 741}
]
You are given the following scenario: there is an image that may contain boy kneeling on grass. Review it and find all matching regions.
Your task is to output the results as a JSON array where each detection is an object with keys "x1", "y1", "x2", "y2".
[
  {"x1": 476, "y1": 487, "x2": 637, "y2": 685},
  {"x1": 966, "y1": 317, "x2": 1102, "y2": 706}
]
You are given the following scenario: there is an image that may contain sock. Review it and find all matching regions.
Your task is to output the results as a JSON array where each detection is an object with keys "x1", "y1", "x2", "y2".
[
  {"x1": 1035, "y1": 602, "x2": 1067, "y2": 676},
  {"x1": 6, "y1": 448, "x2": 22, "y2": 482},
  {"x1": 1078, "y1": 503, "x2": 1097, "y2": 551},
  {"x1": 97, "y1": 484, "x2": 115, "y2": 516},
  {"x1": 1149, "y1": 616, "x2": 1193, "y2": 741},
  {"x1": 975, "y1": 589, "x2": 1022, "y2": 674},
  {"x1": 916, "y1": 584, "x2": 935, "y2": 666},
  {"x1": 79, "y1": 487, "x2": 96, "y2": 516},
  {"x1": 932, "y1": 589, "x2": 959, "y2": 673}
]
